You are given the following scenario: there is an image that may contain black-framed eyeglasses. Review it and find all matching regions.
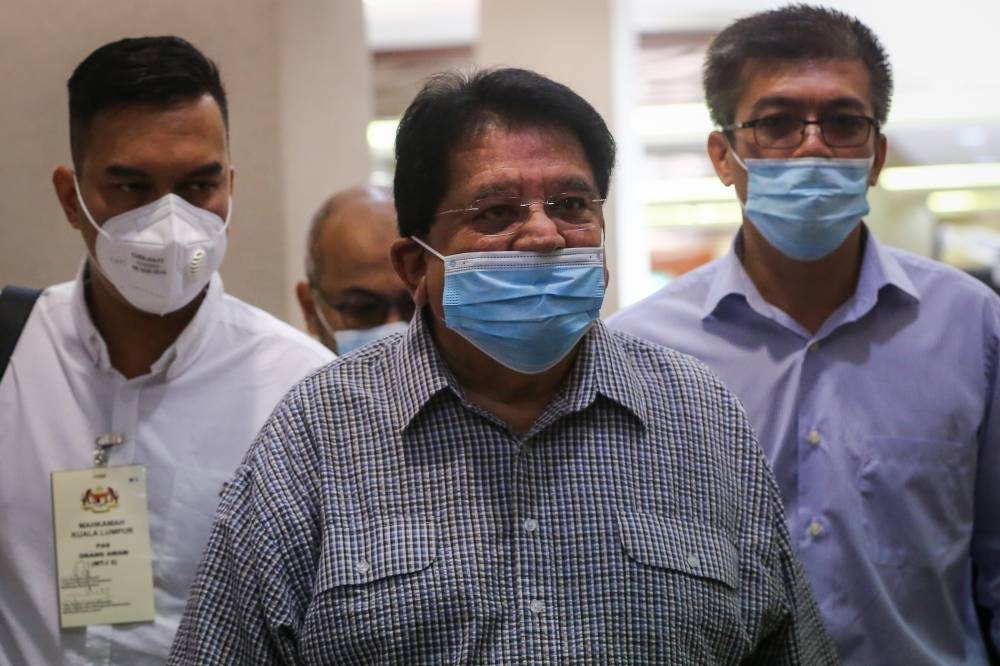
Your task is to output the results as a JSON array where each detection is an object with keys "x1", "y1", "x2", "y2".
[
  {"x1": 436, "y1": 191, "x2": 606, "y2": 237},
  {"x1": 311, "y1": 288, "x2": 415, "y2": 329},
  {"x1": 723, "y1": 113, "x2": 880, "y2": 149}
]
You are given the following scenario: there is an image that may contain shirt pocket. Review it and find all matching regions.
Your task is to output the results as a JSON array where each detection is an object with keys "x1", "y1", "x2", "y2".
[
  {"x1": 315, "y1": 514, "x2": 436, "y2": 598},
  {"x1": 614, "y1": 510, "x2": 748, "y2": 659},
  {"x1": 858, "y1": 436, "x2": 975, "y2": 566},
  {"x1": 617, "y1": 510, "x2": 740, "y2": 590},
  {"x1": 307, "y1": 515, "x2": 499, "y2": 663}
]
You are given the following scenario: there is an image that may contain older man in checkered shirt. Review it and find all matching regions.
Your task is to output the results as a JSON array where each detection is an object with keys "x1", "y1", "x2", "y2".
[{"x1": 169, "y1": 68, "x2": 836, "y2": 665}]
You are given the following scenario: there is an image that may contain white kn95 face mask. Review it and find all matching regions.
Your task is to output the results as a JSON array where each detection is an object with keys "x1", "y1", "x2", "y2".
[{"x1": 74, "y1": 175, "x2": 232, "y2": 315}]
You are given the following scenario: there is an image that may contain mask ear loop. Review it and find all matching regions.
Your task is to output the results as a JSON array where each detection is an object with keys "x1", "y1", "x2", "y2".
[
  {"x1": 408, "y1": 235, "x2": 455, "y2": 329},
  {"x1": 724, "y1": 135, "x2": 749, "y2": 172},
  {"x1": 218, "y1": 196, "x2": 234, "y2": 232},
  {"x1": 410, "y1": 235, "x2": 446, "y2": 261},
  {"x1": 72, "y1": 173, "x2": 114, "y2": 240},
  {"x1": 310, "y1": 290, "x2": 340, "y2": 342},
  {"x1": 71, "y1": 173, "x2": 119, "y2": 288}
]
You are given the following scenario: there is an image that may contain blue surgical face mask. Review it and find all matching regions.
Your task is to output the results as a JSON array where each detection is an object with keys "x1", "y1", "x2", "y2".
[
  {"x1": 731, "y1": 151, "x2": 874, "y2": 262},
  {"x1": 313, "y1": 305, "x2": 409, "y2": 355},
  {"x1": 412, "y1": 237, "x2": 605, "y2": 374}
]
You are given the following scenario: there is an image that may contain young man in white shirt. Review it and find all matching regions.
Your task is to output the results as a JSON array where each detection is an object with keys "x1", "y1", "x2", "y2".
[{"x1": 0, "y1": 35, "x2": 333, "y2": 665}]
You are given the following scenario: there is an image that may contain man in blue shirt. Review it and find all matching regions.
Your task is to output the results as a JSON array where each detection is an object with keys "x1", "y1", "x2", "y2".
[
  {"x1": 610, "y1": 5, "x2": 1000, "y2": 664},
  {"x1": 169, "y1": 67, "x2": 836, "y2": 664}
]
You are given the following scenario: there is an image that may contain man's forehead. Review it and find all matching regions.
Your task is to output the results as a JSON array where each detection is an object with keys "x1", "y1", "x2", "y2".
[
  {"x1": 736, "y1": 57, "x2": 873, "y2": 110},
  {"x1": 446, "y1": 124, "x2": 595, "y2": 195},
  {"x1": 317, "y1": 216, "x2": 399, "y2": 288},
  {"x1": 85, "y1": 97, "x2": 227, "y2": 149},
  {"x1": 322, "y1": 202, "x2": 397, "y2": 252}
]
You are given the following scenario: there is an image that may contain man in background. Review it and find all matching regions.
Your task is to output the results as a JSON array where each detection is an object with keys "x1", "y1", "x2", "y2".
[
  {"x1": 610, "y1": 5, "x2": 1000, "y2": 663},
  {"x1": 295, "y1": 185, "x2": 413, "y2": 354},
  {"x1": 0, "y1": 36, "x2": 332, "y2": 664}
]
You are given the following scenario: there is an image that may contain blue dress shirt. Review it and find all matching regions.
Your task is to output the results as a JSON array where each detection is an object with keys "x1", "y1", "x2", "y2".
[{"x1": 609, "y1": 230, "x2": 1000, "y2": 665}]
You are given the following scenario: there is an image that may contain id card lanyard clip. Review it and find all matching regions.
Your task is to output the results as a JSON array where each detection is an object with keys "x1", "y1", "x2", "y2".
[{"x1": 93, "y1": 432, "x2": 126, "y2": 467}]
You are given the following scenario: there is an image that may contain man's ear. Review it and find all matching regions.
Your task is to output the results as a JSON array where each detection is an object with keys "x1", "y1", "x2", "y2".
[
  {"x1": 707, "y1": 131, "x2": 735, "y2": 186},
  {"x1": 53, "y1": 165, "x2": 84, "y2": 230},
  {"x1": 295, "y1": 281, "x2": 319, "y2": 337},
  {"x1": 869, "y1": 132, "x2": 888, "y2": 186},
  {"x1": 391, "y1": 237, "x2": 428, "y2": 307}
]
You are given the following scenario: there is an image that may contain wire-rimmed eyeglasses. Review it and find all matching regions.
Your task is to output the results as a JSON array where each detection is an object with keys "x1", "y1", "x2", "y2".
[{"x1": 436, "y1": 191, "x2": 606, "y2": 237}]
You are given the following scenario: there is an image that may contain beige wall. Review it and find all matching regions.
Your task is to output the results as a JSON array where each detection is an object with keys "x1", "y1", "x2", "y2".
[{"x1": 0, "y1": 0, "x2": 372, "y2": 324}]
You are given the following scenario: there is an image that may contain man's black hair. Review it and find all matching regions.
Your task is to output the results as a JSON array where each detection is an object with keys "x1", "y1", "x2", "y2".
[
  {"x1": 704, "y1": 4, "x2": 893, "y2": 127},
  {"x1": 393, "y1": 67, "x2": 615, "y2": 238},
  {"x1": 68, "y1": 36, "x2": 228, "y2": 169}
]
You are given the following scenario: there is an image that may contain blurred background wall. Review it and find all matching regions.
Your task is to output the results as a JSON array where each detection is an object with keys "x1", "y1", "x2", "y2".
[{"x1": 2, "y1": 0, "x2": 998, "y2": 327}]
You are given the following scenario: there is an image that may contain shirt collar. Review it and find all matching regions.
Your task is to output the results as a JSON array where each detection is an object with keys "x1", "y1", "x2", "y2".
[
  {"x1": 391, "y1": 309, "x2": 456, "y2": 432},
  {"x1": 701, "y1": 225, "x2": 920, "y2": 322},
  {"x1": 856, "y1": 230, "x2": 920, "y2": 302},
  {"x1": 392, "y1": 312, "x2": 649, "y2": 435},
  {"x1": 538, "y1": 320, "x2": 649, "y2": 432},
  {"x1": 70, "y1": 258, "x2": 224, "y2": 380},
  {"x1": 700, "y1": 233, "x2": 763, "y2": 320}
]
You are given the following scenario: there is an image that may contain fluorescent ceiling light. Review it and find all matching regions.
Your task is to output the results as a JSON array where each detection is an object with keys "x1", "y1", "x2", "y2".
[
  {"x1": 633, "y1": 103, "x2": 715, "y2": 144},
  {"x1": 641, "y1": 177, "x2": 731, "y2": 203},
  {"x1": 366, "y1": 119, "x2": 399, "y2": 158},
  {"x1": 646, "y1": 202, "x2": 742, "y2": 228},
  {"x1": 880, "y1": 163, "x2": 1000, "y2": 191},
  {"x1": 927, "y1": 189, "x2": 1000, "y2": 215}
]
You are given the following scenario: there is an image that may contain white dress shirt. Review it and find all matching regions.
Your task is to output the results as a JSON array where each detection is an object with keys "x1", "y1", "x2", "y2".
[{"x1": 0, "y1": 264, "x2": 334, "y2": 665}]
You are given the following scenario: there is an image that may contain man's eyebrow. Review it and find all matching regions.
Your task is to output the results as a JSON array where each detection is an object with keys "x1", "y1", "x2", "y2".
[
  {"x1": 748, "y1": 95, "x2": 870, "y2": 117},
  {"x1": 549, "y1": 177, "x2": 597, "y2": 194},
  {"x1": 467, "y1": 177, "x2": 597, "y2": 201},
  {"x1": 469, "y1": 182, "x2": 520, "y2": 200},
  {"x1": 102, "y1": 162, "x2": 226, "y2": 179},
  {"x1": 819, "y1": 97, "x2": 870, "y2": 114},
  {"x1": 184, "y1": 162, "x2": 226, "y2": 179},
  {"x1": 104, "y1": 164, "x2": 149, "y2": 179}
]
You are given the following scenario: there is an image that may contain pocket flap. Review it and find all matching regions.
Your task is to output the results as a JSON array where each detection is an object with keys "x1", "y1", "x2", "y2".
[
  {"x1": 617, "y1": 510, "x2": 739, "y2": 590},
  {"x1": 317, "y1": 514, "x2": 436, "y2": 591}
]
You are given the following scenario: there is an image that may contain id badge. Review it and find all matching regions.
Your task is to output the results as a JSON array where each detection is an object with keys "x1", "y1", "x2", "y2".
[{"x1": 51, "y1": 465, "x2": 155, "y2": 627}]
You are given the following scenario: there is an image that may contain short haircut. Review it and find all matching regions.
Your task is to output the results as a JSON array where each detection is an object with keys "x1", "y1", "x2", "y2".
[
  {"x1": 68, "y1": 36, "x2": 228, "y2": 169},
  {"x1": 393, "y1": 67, "x2": 616, "y2": 239},
  {"x1": 704, "y1": 4, "x2": 893, "y2": 127}
]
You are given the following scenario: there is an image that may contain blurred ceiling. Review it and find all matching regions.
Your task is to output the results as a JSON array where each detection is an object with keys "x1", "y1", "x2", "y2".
[{"x1": 363, "y1": 0, "x2": 1000, "y2": 167}]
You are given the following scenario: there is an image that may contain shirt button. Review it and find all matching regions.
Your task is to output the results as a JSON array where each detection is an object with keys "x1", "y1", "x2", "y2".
[
  {"x1": 522, "y1": 518, "x2": 539, "y2": 534},
  {"x1": 355, "y1": 558, "x2": 371, "y2": 574},
  {"x1": 687, "y1": 554, "x2": 701, "y2": 569},
  {"x1": 807, "y1": 429, "x2": 821, "y2": 446},
  {"x1": 808, "y1": 341, "x2": 820, "y2": 353},
  {"x1": 528, "y1": 599, "x2": 545, "y2": 615},
  {"x1": 808, "y1": 520, "x2": 824, "y2": 537}
]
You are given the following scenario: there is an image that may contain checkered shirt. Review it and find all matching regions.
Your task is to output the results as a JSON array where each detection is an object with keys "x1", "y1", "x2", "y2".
[{"x1": 169, "y1": 315, "x2": 837, "y2": 665}]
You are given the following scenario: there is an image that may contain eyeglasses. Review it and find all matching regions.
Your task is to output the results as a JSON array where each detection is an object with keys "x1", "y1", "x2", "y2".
[
  {"x1": 723, "y1": 113, "x2": 879, "y2": 149},
  {"x1": 436, "y1": 191, "x2": 606, "y2": 237},
  {"x1": 311, "y1": 288, "x2": 415, "y2": 329}
]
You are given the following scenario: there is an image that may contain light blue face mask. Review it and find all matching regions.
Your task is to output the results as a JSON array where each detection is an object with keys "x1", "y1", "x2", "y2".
[
  {"x1": 732, "y1": 152, "x2": 874, "y2": 262},
  {"x1": 412, "y1": 237, "x2": 606, "y2": 374},
  {"x1": 333, "y1": 321, "x2": 410, "y2": 355},
  {"x1": 313, "y1": 305, "x2": 409, "y2": 355}
]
